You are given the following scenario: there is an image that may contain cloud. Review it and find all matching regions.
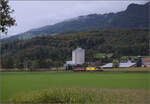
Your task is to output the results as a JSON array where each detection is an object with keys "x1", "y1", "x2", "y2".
[{"x1": 3, "y1": 1, "x2": 147, "y2": 37}]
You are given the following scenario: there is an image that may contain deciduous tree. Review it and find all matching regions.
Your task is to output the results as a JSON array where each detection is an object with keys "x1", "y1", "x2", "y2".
[{"x1": 0, "y1": 0, "x2": 16, "y2": 34}]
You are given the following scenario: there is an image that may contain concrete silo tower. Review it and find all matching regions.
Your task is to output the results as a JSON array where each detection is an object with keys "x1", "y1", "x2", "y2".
[{"x1": 72, "y1": 47, "x2": 85, "y2": 65}]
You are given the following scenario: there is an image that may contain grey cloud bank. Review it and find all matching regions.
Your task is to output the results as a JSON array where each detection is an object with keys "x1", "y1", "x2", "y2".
[{"x1": 2, "y1": 1, "x2": 148, "y2": 38}]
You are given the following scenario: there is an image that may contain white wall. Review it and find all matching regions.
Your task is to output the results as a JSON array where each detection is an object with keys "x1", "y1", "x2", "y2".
[{"x1": 72, "y1": 48, "x2": 85, "y2": 65}]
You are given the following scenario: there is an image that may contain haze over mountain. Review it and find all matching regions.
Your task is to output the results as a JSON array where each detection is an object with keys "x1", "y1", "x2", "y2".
[{"x1": 1, "y1": 2, "x2": 149, "y2": 42}]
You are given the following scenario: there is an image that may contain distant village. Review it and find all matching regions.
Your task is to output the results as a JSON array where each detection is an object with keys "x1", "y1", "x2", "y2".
[{"x1": 64, "y1": 47, "x2": 150, "y2": 70}]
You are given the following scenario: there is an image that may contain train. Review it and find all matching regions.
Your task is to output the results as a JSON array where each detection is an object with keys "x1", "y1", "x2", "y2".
[
  {"x1": 66, "y1": 65, "x2": 104, "y2": 72},
  {"x1": 73, "y1": 66, "x2": 103, "y2": 72}
]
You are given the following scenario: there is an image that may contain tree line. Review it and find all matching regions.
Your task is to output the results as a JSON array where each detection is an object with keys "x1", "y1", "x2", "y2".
[{"x1": 0, "y1": 29, "x2": 149, "y2": 69}]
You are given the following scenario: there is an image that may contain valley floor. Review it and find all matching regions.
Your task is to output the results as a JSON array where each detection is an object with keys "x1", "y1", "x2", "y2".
[{"x1": 0, "y1": 70, "x2": 150, "y2": 103}]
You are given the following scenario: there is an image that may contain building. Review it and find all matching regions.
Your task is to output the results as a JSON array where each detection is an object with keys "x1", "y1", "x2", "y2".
[
  {"x1": 66, "y1": 47, "x2": 85, "y2": 65},
  {"x1": 137, "y1": 56, "x2": 142, "y2": 67},
  {"x1": 142, "y1": 58, "x2": 150, "y2": 67},
  {"x1": 86, "y1": 60, "x2": 101, "y2": 66},
  {"x1": 66, "y1": 61, "x2": 73, "y2": 65},
  {"x1": 72, "y1": 47, "x2": 85, "y2": 65},
  {"x1": 101, "y1": 61, "x2": 136, "y2": 68},
  {"x1": 106, "y1": 53, "x2": 113, "y2": 58}
]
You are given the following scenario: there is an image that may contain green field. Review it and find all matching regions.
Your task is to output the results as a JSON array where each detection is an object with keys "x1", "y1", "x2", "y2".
[
  {"x1": 94, "y1": 53, "x2": 106, "y2": 58},
  {"x1": 0, "y1": 71, "x2": 150, "y2": 102}
]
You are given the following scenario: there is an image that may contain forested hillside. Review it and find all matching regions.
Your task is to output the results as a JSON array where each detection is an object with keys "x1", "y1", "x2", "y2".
[
  {"x1": 1, "y1": 2, "x2": 149, "y2": 42},
  {"x1": 1, "y1": 29, "x2": 149, "y2": 68}
]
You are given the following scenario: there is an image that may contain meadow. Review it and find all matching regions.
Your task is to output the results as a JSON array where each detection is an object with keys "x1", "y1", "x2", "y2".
[{"x1": 0, "y1": 71, "x2": 150, "y2": 103}]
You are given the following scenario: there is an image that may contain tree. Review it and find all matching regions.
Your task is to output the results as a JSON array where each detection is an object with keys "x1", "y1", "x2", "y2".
[
  {"x1": 27, "y1": 60, "x2": 40, "y2": 71},
  {"x1": 45, "y1": 59, "x2": 53, "y2": 68},
  {"x1": 1, "y1": 55, "x2": 14, "y2": 68},
  {"x1": 112, "y1": 59, "x2": 119, "y2": 68},
  {"x1": 0, "y1": 0, "x2": 16, "y2": 34}
]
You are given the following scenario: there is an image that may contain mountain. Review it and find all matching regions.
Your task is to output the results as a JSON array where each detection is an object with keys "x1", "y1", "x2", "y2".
[{"x1": 1, "y1": 2, "x2": 149, "y2": 42}]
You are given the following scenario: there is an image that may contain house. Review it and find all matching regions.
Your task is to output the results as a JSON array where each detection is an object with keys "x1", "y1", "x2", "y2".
[
  {"x1": 66, "y1": 61, "x2": 73, "y2": 65},
  {"x1": 101, "y1": 61, "x2": 136, "y2": 68},
  {"x1": 142, "y1": 58, "x2": 150, "y2": 67},
  {"x1": 106, "y1": 53, "x2": 113, "y2": 58},
  {"x1": 86, "y1": 60, "x2": 101, "y2": 66}
]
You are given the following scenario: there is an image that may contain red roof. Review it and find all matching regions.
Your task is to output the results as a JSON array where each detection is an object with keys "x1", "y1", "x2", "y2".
[{"x1": 142, "y1": 58, "x2": 150, "y2": 63}]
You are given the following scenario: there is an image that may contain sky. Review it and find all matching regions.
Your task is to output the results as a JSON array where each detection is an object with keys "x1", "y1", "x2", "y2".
[{"x1": 1, "y1": 0, "x2": 148, "y2": 38}]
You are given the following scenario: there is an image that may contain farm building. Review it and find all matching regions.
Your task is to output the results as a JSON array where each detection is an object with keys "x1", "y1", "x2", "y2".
[
  {"x1": 66, "y1": 61, "x2": 73, "y2": 65},
  {"x1": 72, "y1": 47, "x2": 85, "y2": 65},
  {"x1": 101, "y1": 61, "x2": 136, "y2": 68},
  {"x1": 86, "y1": 60, "x2": 101, "y2": 66},
  {"x1": 66, "y1": 47, "x2": 85, "y2": 65},
  {"x1": 142, "y1": 58, "x2": 150, "y2": 67}
]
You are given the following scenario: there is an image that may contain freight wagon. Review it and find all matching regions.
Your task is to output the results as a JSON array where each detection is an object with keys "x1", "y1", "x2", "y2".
[{"x1": 74, "y1": 67, "x2": 86, "y2": 72}]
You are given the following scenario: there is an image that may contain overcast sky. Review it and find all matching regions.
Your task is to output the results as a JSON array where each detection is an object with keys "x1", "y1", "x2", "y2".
[{"x1": 1, "y1": 0, "x2": 148, "y2": 38}]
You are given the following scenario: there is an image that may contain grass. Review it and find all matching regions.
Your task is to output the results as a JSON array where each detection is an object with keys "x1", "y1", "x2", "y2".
[
  {"x1": 103, "y1": 67, "x2": 150, "y2": 72},
  {"x1": 121, "y1": 56, "x2": 150, "y2": 60},
  {"x1": 94, "y1": 53, "x2": 106, "y2": 58},
  {"x1": 9, "y1": 88, "x2": 150, "y2": 104},
  {"x1": 0, "y1": 71, "x2": 150, "y2": 103},
  {"x1": 0, "y1": 67, "x2": 66, "y2": 72}
]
